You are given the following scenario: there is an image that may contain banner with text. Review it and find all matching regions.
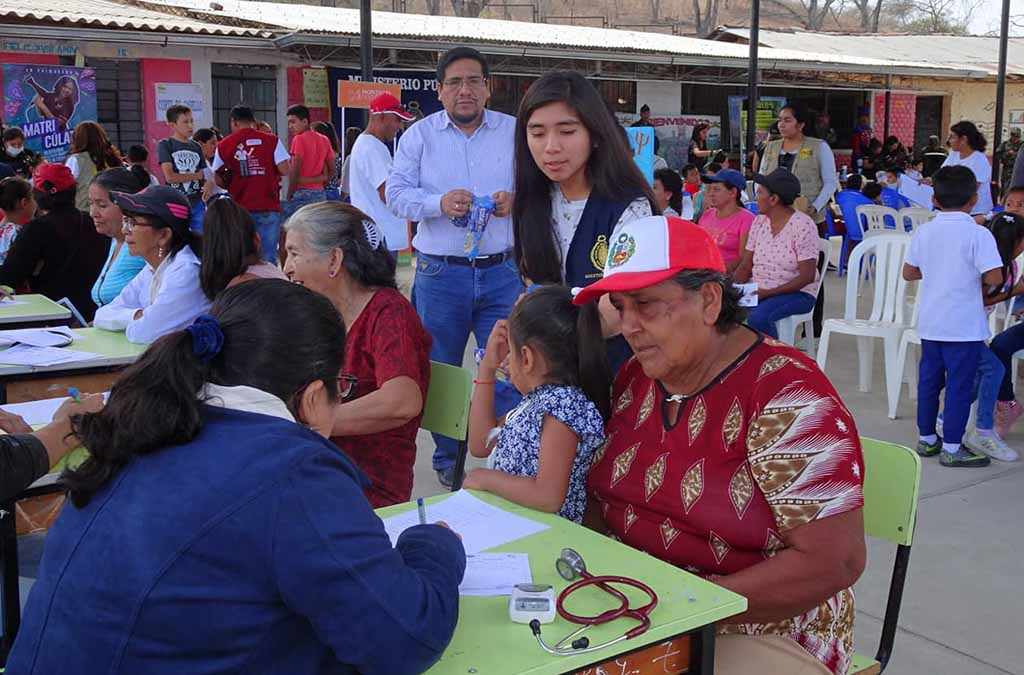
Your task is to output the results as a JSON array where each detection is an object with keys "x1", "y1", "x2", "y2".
[
  {"x1": 155, "y1": 82, "x2": 207, "y2": 126},
  {"x1": 328, "y1": 67, "x2": 443, "y2": 132},
  {"x1": 2, "y1": 64, "x2": 97, "y2": 163}
]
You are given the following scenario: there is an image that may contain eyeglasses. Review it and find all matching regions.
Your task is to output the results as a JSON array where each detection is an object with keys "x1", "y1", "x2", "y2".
[
  {"x1": 121, "y1": 215, "x2": 154, "y2": 234},
  {"x1": 442, "y1": 76, "x2": 487, "y2": 91}
]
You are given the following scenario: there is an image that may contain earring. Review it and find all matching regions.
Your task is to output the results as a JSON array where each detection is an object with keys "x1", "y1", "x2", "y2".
[{"x1": 158, "y1": 246, "x2": 165, "y2": 259}]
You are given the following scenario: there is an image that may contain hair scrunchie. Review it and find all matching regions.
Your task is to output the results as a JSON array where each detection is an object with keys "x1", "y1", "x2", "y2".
[{"x1": 185, "y1": 314, "x2": 224, "y2": 363}]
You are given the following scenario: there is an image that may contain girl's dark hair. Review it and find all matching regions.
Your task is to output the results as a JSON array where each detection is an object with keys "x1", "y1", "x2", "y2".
[
  {"x1": 508, "y1": 285, "x2": 611, "y2": 420},
  {"x1": 670, "y1": 269, "x2": 746, "y2": 331},
  {"x1": 70, "y1": 121, "x2": 122, "y2": 170},
  {"x1": 201, "y1": 197, "x2": 260, "y2": 300},
  {"x1": 654, "y1": 168, "x2": 683, "y2": 214},
  {"x1": 344, "y1": 127, "x2": 361, "y2": 156},
  {"x1": 92, "y1": 167, "x2": 147, "y2": 196},
  {"x1": 782, "y1": 101, "x2": 817, "y2": 137},
  {"x1": 988, "y1": 212, "x2": 1024, "y2": 294},
  {"x1": 33, "y1": 184, "x2": 76, "y2": 211},
  {"x1": 65, "y1": 279, "x2": 346, "y2": 507},
  {"x1": 513, "y1": 71, "x2": 658, "y2": 285},
  {"x1": 283, "y1": 201, "x2": 397, "y2": 289},
  {"x1": 689, "y1": 123, "x2": 709, "y2": 150},
  {"x1": 0, "y1": 177, "x2": 31, "y2": 212},
  {"x1": 950, "y1": 120, "x2": 987, "y2": 153},
  {"x1": 313, "y1": 121, "x2": 340, "y2": 153}
]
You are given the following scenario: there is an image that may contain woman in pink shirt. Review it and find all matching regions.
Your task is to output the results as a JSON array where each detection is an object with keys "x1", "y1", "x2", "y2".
[
  {"x1": 200, "y1": 196, "x2": 286, "y2": 301},
  {"x1": 697, "y1": 168, "x2": 754, "y2": 272},
  {"x1": 734, "y1": 169, "x2": 821, "y2": 339}
]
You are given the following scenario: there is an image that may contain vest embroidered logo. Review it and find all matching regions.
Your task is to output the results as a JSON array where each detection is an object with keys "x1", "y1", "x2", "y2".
[
  {"x1": 608, "y1": 233, "x2": 636, "y2": 268},
  {"x1": 590, "y1": 235, "x2": 609, "y2": 271},
  {"x1": 799, "y1": 147, "x2": 812, "y2": 158}
]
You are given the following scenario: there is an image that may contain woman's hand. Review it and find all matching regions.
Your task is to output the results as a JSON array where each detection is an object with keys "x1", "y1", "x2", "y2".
[
  {"x1": 481, "y1": 320, "x2": 510, "y2": 372},
  {"x1": 0, "y1": 410, "x2": 31, "y2": 434},
  {"x1": 52, "y1": 393, "x2": 105, "y2": 424},
  {"x1": 461, "y1": 469, "x2": 487, "y2": 491}
]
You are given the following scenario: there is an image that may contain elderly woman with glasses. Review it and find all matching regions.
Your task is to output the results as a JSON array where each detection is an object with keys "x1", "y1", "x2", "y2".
[
  {"x1": 284, "y1": 201, "x2": 431, "y2": 508},
  {"x1": 93, "y1": 185, "x2": 210, "y2": 343},
  {"x1": 577, "y1": 216, "x2": 866, "y2": 675}
]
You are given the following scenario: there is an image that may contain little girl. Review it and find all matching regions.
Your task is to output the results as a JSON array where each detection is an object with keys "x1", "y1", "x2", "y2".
[
  {"x1": 0, "y1": 177, "x2": 33, "y2": 265},
  {"x1": 462, "y1": 286, "x2": 611, "y2": 523}
]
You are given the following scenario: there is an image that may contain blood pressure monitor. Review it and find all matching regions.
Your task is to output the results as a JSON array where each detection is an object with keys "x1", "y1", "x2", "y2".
[{"x1": 509, "y1": 584, "x2": 557, "y2": 624}]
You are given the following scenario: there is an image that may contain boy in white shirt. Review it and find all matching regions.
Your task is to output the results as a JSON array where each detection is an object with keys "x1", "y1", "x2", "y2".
[{"x1": 904, "y1": 165, "x2": 1004, "y2": 467}]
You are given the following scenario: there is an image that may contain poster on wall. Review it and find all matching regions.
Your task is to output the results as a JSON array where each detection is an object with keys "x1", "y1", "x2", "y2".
[
  {"x1": 328, "y1": 67, "x2": 443, "y2": 134},
  {"x1": 728, "y1": 95, "x2": 786, "y2": 156},
  {"x1": 302, "y1": 68, "x2": 329, "y2": 108},
  {"x1": 155, "y1": 83, "x2": 207, "y2": 125},
  {"x1": 2, "y1": 64, "x2": 96, "y2": 163},
  {"x1": 616, "y1": 112, "x2": 722, "y2": 170}
]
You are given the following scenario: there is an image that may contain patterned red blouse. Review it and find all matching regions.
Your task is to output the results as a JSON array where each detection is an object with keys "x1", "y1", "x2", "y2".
[
  {"x1": 330, "y1": 288, "x2": 431, "y2": 508},
  {"x1": 588, "y1": 336, "x2": 864, "y2": 675}
]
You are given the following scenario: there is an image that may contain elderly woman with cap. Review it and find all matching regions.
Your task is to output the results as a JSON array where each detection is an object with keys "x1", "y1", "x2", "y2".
[
  {"x1": 283, "y1": 202, "x2": 431, "y2": 507},
  {"x1": 0, "y1": 162, "x2": 107, "y2": 320},
  {"x1": 733, "y1": 168, "x2": 822, "y2": 339},
  {"x1": 576, "y1": 215, "x2": 866, "y2": 675},
  {"x1": 93, "y1": 185, "x2": 210, "y2": 343},
  {"x1": 697, "y1": 168, "x2": 755, "y2": 273}
]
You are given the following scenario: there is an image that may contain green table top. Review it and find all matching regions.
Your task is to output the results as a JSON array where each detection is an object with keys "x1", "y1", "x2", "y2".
[
  {"x1": 376, "y1": 492, "x2": 747, "y2": 675},
  {"x1": 0, "y1": 327, "x2": 147, "y2": 376},
  {"x1": 0, "y1": 294, "x2": 71, "y2": 324}
]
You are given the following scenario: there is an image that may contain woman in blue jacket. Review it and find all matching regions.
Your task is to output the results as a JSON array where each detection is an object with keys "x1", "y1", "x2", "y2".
[{"x1": 9, "y1": 279, "x2": 466, "y2": 675}]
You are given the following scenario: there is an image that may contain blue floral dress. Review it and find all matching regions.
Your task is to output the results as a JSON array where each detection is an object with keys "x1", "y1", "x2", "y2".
[{"x1": 491, "y1": 384, "x2": 606, "y2": 523}]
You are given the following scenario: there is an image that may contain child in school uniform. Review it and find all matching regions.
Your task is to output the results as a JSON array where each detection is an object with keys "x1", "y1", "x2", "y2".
[
  {"x1": 904, "y1": 165, "x2": 1004, "y2": 467},
  {"x1": 462, "y1": 285, "x2": 610, "y2": 523}
]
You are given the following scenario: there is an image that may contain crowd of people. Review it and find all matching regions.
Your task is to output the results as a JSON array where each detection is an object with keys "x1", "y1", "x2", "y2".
[{"x1": 0, "y1": 43, "x2": 1020, "y2": 675}]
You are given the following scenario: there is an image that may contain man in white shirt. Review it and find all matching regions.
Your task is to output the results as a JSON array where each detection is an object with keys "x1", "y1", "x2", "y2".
[
  {"x1": 349, "y1": 94, "x2": 415, "y2": 255},
  {"x1": 903, "y1": 165, "x2": 1004, "y2": 468}
]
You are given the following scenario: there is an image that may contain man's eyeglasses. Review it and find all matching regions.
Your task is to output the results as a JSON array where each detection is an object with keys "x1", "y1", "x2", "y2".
[{"x1": 443, "y1": 76, "x2": 487, "y2": 91}]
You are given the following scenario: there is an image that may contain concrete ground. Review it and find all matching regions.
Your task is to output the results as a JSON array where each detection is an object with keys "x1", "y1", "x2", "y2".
[{"x1": 16, "y1": 266, "x2": 1023, "y2": 674}]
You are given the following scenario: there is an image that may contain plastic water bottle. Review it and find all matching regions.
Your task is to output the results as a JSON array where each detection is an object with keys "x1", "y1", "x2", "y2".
[{"x1": 840, "y1": 165, "x2": 848, "y2": 182}]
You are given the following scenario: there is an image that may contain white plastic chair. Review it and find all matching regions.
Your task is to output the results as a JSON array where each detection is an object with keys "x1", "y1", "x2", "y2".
[
  {"x1": 891, "y1": 291, "x2": 923, "y2": 418},
  {"x1": 898, "y1": 207, "x2": 934, "y2": 234},
  {"x1": 856, "y1": 205, "x2": 900, "y2": 237},
  {"x1": 776, "y1": 238, "x2": 832, "y2": 353},
  {"x1": 817, "y1": 234, "x2": 914, "y2": 415}
]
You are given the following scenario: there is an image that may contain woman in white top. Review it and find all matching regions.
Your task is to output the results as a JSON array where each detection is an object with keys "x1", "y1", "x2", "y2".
[
  {"x1": 94, "y1": 186, "x2": 211, "y2": 344},
  {"x1": 940, "y1": 120, "x2": 993, "y2": 217},
  {"x1": 200, "y1": 195, "x2": 286, "y2": 301}
]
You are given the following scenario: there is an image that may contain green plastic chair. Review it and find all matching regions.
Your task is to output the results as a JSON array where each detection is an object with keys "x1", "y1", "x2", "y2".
[
  {"x1": 420, "y1": 361, "x2": 473, "y2": 491},
  {"x1": 849, "y1": 437, "x2": 922, "y2": 675}
]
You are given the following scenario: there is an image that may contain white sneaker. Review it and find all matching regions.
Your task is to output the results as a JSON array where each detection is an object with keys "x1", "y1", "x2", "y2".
[{"x1": 965, "y1": 430, "x2": 1020, "y2": 462}]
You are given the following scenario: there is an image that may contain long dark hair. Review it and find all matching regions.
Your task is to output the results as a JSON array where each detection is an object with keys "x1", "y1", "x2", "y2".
[
  {"x1": 689, "y1": 123, "x2": 709, "y2": 150},
  {"x1": 313, "y1": 121, "x2": 340, "y2": 153},
  {"x1": 654, "y1": 168, "x2": 683, "y2": 214},
  {"x1": 508, "y1": 285, "x2": 611, "y2": 420},
  {"x1": 988, "y1": 212, "x2": 1024, "y2": 294},
  {"x1": 70, "y1": 121, "x2": 122, "y2": 170},
  {"x1": 65, "y1": 279, "x2": 346, "y2": 507},
  {"x1": 951, "y1": 120, "x2": 987, "y2": 153},
  {"x1": 201, "y1": 197, "x2": 260, "y2": 300},
  {"x1": 512, "y1": 71, "x2": 657, "y2": 284}
]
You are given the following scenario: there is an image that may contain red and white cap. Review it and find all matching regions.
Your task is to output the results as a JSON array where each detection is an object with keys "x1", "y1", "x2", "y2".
[
  {"x1": 573, "y1": 216, "x2": 725, "y2": 305},
  {"x1": 369, "y1": 93, "x2": 415, "y2": 121}
]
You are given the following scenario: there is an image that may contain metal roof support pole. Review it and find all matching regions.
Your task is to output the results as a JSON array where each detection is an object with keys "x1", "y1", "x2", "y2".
[
  {"x1": 745, "y1": 0, "x2": 760, "y2": 169},
  {"x1": 360, "y1": 0, "x2": 373, "y2": 82},
  {"x1": 883, "y1": 75, "x2": 891, "y2": 141},
  {"x1": 994, "y1": 0, "x2": 1011, "y2": 176}
]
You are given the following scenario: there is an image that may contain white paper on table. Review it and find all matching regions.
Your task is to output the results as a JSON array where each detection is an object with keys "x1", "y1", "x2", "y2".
[
  {"x1": 459, "y1": 553, "x2": 533, "y2": 596},
  {"x1": 381, "y1": 490, "x2": 549, "y2": 555},
  {"x1": 0, "y1": 326, "x2": 76, "y2": 348},
  {"x1": 0, "y1": 344, "x2": 101, "y2": 367},
  {"x1": 735, "y1": 282, "x2": 758, "y2": 307},
  {"x1": 899, "y1": 174, "x2": 935, "y2": 208},
  {"x1": 0, "y1": 392, "x2": 110, "y2": 426}
]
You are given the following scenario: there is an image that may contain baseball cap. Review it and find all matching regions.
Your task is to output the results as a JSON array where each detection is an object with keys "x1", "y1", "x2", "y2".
[
  {"x1": 640, "y1": 104, "x2": 650, "y2": 113},
  {"x1": 370, "y1": 93, "x2": 415, "y2": 121},
  {"x1": 573, "y1": 216, "x2": 725, "y2": 306},
  {"x1": 32, "y1": 163, "x2": 76, "y2": 193},
  {"x1": 111, "y1": 185, "x2": 191, "y2": 231},
  {"x1": 752, "y1": 168, "x2": 801, "y2": 204},
  {"x1": 701, "y1": 168, "x2": 746, "y2": 192},
  {"x1": 1012, "y1": 128, "x2": 1022, "y2": 137}
]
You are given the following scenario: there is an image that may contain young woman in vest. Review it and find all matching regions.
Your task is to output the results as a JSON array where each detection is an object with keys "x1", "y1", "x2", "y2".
[
  {"x1": 512, "y1": 70, "x2": 658, "y2": 371},
  {"x1": 65, "y1": 122, "x2": 122, "y2": 212},
  {"x1": 757, "y1": 102, "x2": 838, "y2": 230}
]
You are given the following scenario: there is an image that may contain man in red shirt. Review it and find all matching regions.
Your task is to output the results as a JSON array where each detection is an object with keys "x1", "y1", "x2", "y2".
[
  {"x1": 283, "y1": 104, "x2": 334, "y2": 226},
  {"x1": 212, "y1": 105, "x2": 290, "y2": 263}
]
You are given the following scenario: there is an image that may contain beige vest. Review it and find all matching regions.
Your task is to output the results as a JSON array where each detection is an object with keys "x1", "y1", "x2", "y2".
[
  {"x1": 70, "y1": 152, "x2": 98, "y2": 212},
  {"x1": 761, "y1": 136, "x2": 828, "y2": 223}
]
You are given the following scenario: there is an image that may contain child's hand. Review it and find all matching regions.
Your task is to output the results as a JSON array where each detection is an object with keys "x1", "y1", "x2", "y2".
[{"x1": 481, "y1": 320, "x2": 510, "y2": 371}]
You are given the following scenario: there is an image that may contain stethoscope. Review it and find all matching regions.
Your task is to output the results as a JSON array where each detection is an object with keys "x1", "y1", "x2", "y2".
[{"x1": 530, "y1": 548, "x2": 658, "y2": 656}]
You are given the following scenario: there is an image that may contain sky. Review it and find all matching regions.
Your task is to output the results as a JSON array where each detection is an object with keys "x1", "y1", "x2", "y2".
[{"x1": 969, "y1": 0, "x2": 1022, "y2": 36}]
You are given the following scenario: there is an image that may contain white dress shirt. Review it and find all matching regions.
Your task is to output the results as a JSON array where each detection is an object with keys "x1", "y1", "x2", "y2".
[
  {"x1": 93, "y1": 245, "x2": 211, "y2": 344},
  {"x1": 386, "y1": 109, "x2": 515, "y2": 256}
]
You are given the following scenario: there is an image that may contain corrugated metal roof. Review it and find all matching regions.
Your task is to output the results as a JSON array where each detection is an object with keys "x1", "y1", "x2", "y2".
[
  {"x1": 716, "y1": 27, "x2": 1024, "y2": 76},
  {"x1": 0, "y1": 0, "x2": 273, "y2": 37},
  {"x1": 149, "y1": 0, "x2": 976, "y2": 74}
]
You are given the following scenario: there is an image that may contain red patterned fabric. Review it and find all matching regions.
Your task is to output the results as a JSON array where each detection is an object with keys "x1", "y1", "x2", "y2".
[
  {"x1": 588, "y1": 337, "x2": 864, "y2": 675},
  {"x1": 330, "y1": 288, "x2": 431, "y2": 508}
]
